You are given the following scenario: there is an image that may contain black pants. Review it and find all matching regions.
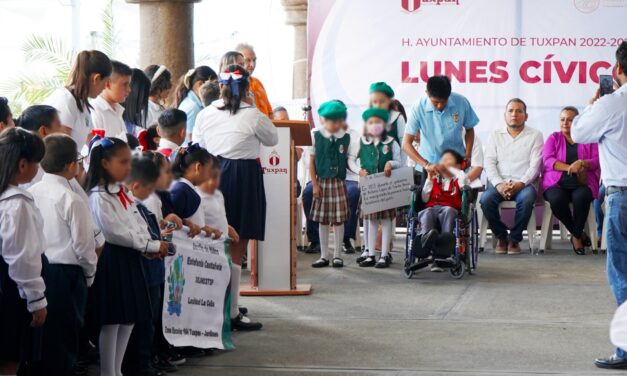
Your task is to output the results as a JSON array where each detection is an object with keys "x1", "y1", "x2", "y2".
[{"x1": 543, "y1": 185, "x2": 593, "y2": 238}]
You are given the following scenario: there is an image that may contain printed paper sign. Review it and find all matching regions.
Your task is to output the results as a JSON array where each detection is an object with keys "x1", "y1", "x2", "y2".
[{"x1": 360, "y1": 167, "x2": 414, "y2": 215}]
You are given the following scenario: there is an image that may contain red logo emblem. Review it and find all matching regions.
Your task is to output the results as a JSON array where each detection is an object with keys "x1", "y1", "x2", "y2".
[
  {"x1": 402, "y1": 0, "x2": 421, "y2": 12},
  {"x1": 269, "y1": 151, "x2": 280, "y2": 166}
]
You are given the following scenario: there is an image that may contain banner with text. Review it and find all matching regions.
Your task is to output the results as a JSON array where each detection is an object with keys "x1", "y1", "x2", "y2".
[
  {"x1": 162, "y1": 231, "x2": 233, "y2": 349},
  {"x1": 360, "y1": 167, "x2": 414, "y2": 215},
  {"x1": 308, "y1": 0, "x2": 626, "y2": 140}
]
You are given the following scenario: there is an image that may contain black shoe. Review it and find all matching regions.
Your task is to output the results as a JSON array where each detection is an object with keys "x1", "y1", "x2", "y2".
[
  {"x1": 153, "y1": 356, "x2": 178, "y2": 372},
  {"x1": 177, "y1": 346, "x2": 206, "y2": 358},
  {"x1": 139, "y1": 366, "x2": 167, "y2": 376},
  {"x1": 374, "y1": 255, "x2": 391, "y2": 268},
  {"x1": 239, "y1": 306, "x2": 248, "y2": 316},
  {"x1": 305, "y1": 242, "x2": 321, "y2": 254},
  {"x1": 343, "y1": 239, "x2": 355, "y2": 254},
  {"x1": 165, "y1": 351, "x2": 186, "y2": 366},
  {"x1": 231, "y1": 313, "x2": 263, "y2": 331},
  {"x1": 582, "y1": 232, "x2": 592, "y2": 247},
  {"x1": 312, "y1": 258, "x2": 329, "y2": 268},
  {"x1": 570, "y1": 237, "x2": 585, "y2": 256},
  {"x1": 356, "y1": 251, "x2": 369, "y2": 263},
  {"x1": 332, "y1": 257, "x2": 344, "y2": 268},
  {"x1": 595, "y1": 354, "x2": 627, "y2": 369},
  {"x1": 421, "y1": 229, "x2": 439, "y2": 251},
  {"x1": 359, "y1": 256, "x2": 376, "y2": 267}
]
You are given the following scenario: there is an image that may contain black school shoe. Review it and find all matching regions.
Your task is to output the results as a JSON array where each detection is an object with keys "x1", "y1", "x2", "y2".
[
  {"x1": 239, "y1": 306, "x2": 248, "y2": 316},
  {"x1": 375, "y1": 255, "x2": 391, "y2": 268},
  {"x1": 595, "y1": 354, "x2": 627, "y2": 369},
  {"x1": 139, "y1": 365, "x2": 167, "y2": 376},
  {"x1": 343, "y1": 239, "x2": 355, "y2": 254},
  {"x1": 359, "y1": 256, "x2": 376, "y2": 267},
  {"x1": 305, "y1": 241, "x2": 321, "y2": 254},
  {"x1": 332, "y1": 257, "x2": 344, "y2": 267},
  {"x1": 231, "y1": 313, "x2": 263, "y2": 331},
  {"x1": 153, "y1": 356, "x2": 178, "y2": 373},
  {"x1": 421, "y1": 229, "x2": 439, "y2": 251},
  {"x1": 312, "y1": 258, "x2": 329, "y2": 268},
  {"x1": 356, "y1": 251, "x2": 369, "y2": 263}
]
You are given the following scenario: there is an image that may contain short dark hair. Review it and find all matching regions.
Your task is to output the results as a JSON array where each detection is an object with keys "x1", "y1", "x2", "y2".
[
  {"x1": 0, "y1": 97, "x2": 12, "y2": 124},
  {"x1": 560, "y1": 106, "x2": 579, "y2": 116},
  {"x1": 128, "y1": 154, "x2": 160, "y2": 185},
  {"x1": 17, "y1": 105, "x2": 58, "y2": 133},
  {"x1": 158, "y1": 109, "x2": 187, "y2": 137},
  {"x1": 171, "y1": 145, "x2": 216, "y2": 179},
  {"x1": 143, "y1": 150, "x2": 168, "y2": 169},
  {"x1": 426, "y1": 75, "x2": 452, "y2": 100},
  {"x1": 111, "y1": 60, "x2": 132, "y2": 77},
  {"x1": 617, "y1": 41, "x2": 627, "y2": 74},
  {"x1": 41, "y1": 134, "x2": 77, "y2": 174},
  {"x1": 441, "y1": 148, "x2": 464, "y2": 164},
  {"x1": 506, "y1": 98, "x2": 527, "y2": 113},
  {"x1": 126, "y1": 133, "x2": 140, "y2": 149},
  {"x1": 199, "y1": 80, "x2": 220, "y2": 107}
]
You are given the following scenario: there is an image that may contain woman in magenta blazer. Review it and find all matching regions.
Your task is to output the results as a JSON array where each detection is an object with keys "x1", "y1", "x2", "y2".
[{"x1": 542, "y1": 106, "x2": 600, "y2": 255}]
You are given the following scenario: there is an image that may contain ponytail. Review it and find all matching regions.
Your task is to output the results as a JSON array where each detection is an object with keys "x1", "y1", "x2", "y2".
[
  {"x1": 391, "y1": 99, "x2": 407, "y2": 122},
  {"x1": 84, "y1": 137, "x2": 129, "y2": 194},
  {"x1": 217, "y1": 64, "x2": 250, "y2": 115},
  {"x1": 67, "y1": 50, "x2": 112, "y2": 112},
  {"x1": 0, "y1": 128, "x2": 45, "y2": 195},
  {"x1": 173, "y1": 65, "x2": 217, "y2": 108},
  {"x1": 171, "y1": 142, "x2": 214, "y2": 179}
]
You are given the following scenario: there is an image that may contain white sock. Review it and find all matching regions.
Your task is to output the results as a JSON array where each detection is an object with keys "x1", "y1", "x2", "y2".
[
  {"x1": 381, "y1": 218, "x2": 394, "y2": 259},
  {"x1": 115, "y1": 324, "x2": 134, "y2": 376},
  {"x1": 363, "y1": 219, "x2": 370, "y2": 252},
  {"x1": 99, "y1": 324, "x2": 118, "y2": 376},
  {"x1": 230, "y1": 263, "x2": 242, "y2": 319},
  {"x1": 368, "y1": 219, "x2": 379, "y2": 256},
  {"x1": 334, "y1": 224, "x2": 344, "y2": 258},
  {"x1": 319, "y1": 224, "x2": 330, "y2": 260}
]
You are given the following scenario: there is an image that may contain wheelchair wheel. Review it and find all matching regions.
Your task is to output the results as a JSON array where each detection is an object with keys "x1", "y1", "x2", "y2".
[
  {"x1": 403, "y1": 258, "x2": 414, "y2": 279},
  {"x1": 449, "y1": 259, "x2": 465, "y2": 279}
]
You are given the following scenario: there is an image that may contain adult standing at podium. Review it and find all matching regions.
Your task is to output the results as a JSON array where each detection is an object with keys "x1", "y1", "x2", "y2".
[
  {"x1": 192, "y1": 64, "x2": 278, "y2": 330},
  {"x1": 235, "y1": 43, "x2": 273, "y2": 118}
]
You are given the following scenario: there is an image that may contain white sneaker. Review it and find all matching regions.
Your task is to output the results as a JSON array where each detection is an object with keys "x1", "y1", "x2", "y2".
[{"x1": 430, "y1": 265, "x2": 444, "y2": 272}]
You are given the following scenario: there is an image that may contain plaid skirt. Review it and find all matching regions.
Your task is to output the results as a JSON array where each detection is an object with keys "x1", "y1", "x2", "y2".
[
  {"x1": 311, "y1": 177, "x2": 349, "y2": 224},
  {"x1": 363, "y1": 208, "x2": 397, "y2": 220}
]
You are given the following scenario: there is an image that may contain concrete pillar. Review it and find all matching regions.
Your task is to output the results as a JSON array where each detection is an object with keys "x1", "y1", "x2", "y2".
[
  {"x1": 126, "y1": 0, "x2": 201, "y2": 83},
  {"x1": 281, "y1": 0, "x2": 308, "y2": 99}
]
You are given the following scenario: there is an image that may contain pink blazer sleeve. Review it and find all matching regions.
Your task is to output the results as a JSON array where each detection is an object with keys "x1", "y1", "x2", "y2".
[
  {"x1": 585, "y1": 143, "x2": 600, "y2": 171},
  {"x1": 542, "y1": 132, "x2": 560, "y2": 173}
]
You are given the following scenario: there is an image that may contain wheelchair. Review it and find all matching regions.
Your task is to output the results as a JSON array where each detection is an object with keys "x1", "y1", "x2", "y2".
[{"x1": 403, "y1": 185, "x2": 479, "y2": 279}]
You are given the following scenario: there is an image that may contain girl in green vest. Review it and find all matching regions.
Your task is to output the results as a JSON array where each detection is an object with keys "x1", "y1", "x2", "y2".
[
  {"x1": 310, "y1": 101, "x2": 359, "y2": 268},
  {"x1": 369, "y1": 82, "x2": 407, "y2": 166},
  {"x1": 356, "y1": 108, "x2": 402, "y2": 268}
]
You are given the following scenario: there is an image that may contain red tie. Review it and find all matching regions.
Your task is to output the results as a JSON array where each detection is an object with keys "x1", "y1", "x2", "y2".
[{"x1": 116, "y1": 185, "x2": 134, "y2": 210}]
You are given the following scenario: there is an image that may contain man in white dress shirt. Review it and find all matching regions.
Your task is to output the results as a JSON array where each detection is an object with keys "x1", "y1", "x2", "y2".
[
  {"x1": 572, "y1": 42, "x2": 627, "y2": 370},
  {"x1": 29, "y1": 135, "x2": 98, "y2": 374},
  {"x1": 91, "y1": 61, "x2": 132, "y2": 141},
  {"x1": 480, "y1": 99, "x2": 544, "y2": 255}
]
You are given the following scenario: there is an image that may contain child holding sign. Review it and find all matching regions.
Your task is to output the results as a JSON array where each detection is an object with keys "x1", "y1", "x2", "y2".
[
  {"x1": 356, "y1": 108, "x2": 401, "y2": 268},
  {"x1": 310, "y1": 101, "x2": 359, "y2": 268}
]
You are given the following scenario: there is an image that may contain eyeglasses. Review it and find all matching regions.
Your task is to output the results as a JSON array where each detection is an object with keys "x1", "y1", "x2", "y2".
[{"x1": 76, "y1": 154, "x2": 84, "y2": 164}]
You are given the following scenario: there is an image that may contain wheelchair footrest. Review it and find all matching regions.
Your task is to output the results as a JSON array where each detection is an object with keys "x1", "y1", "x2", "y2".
[{"x1": 406, "y1": 258, "x2": 432, "y2": 272}]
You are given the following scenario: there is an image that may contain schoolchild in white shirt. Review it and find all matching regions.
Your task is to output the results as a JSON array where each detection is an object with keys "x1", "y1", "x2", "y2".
[
  {"x1": 0, "y1": 128, "x2": 47, "y2": 375},
  {"x1": 369, "y1": 82, "x2": 408, "y2": 166},
  {"x1": 28, "y1": 134, "x2": 98, "y2": 375},
  {"x1": 45, "y1": 50, "x2": 112, "y2": 152},
  {"x1": 91, "y1": 60, "x2": 132, "y2": 141},
  {"x1": 84, "y1": 136, "x2": 168, "y2": 376},
  {"x1": 144, "y1": 65, "x2": 173, "y2": 128}
]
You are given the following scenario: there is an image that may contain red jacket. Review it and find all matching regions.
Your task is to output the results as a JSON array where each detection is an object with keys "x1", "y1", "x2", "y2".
[{"x1": 425, "y1": 177, "x2": 462, "y2": 211}]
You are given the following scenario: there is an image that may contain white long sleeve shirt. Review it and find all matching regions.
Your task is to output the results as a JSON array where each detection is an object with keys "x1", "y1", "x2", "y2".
[
  {"x1": 88, "y1": 185, "x2": 161, "y2": 253},
  {"x1": 192, "y1": 99, "x2": 278, "y2": 159},
  {"x1": 45, "y1": 88, "x2": 94, "y2": 152},
  {"x1": 571, "y1": 84, "x2": 627, "y2": 187},
  {"x1": 91, "y1": 95, "x2": 128, "y2": 141},
  {"x1": 0, "y1": 186, "x2": 47, "y2": 312},
  {"x1": 29, "y1": 174, "x2": 98, "y2": 286},
  {"x1": 484, "y1": 125, "x2": 544, "y2": 186},
  {"x1": 197, "y1": 189, "x2": 229, "y2": 235}
]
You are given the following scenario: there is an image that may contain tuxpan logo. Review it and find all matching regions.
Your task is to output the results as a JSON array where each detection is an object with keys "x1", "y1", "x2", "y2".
[
  {"x1": 402, "y1": 0, "x2": 460, "y2": 12},
  {"x1": 264, "y1": 150, "x2": 288, "y2": 174},
  {"x1": 269, "y1": 150, "x2": 280, "y2": 166}
]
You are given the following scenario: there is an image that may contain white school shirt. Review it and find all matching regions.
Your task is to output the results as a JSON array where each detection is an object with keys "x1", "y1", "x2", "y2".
[
  {"x1": 197, "y1": 189, "x2": 229, "y2": 235},
  {"x1": 571, "y1": 84, "x2": 627, "y2": 188},
  {"x1": 45, "y1": 87, "x2": 94, "y2": 152},
  {"x1": 0, "y1": 186, "x2": 47, "y2": 312},
  {"x1": 20, "y1": 167, "x2": 105, "y2": 248},
  {"x1": 144, "y1": 192, "x2": 164, "y2": 223},
  {"x1": 192, "y1": 99, "x2": 278, "y2": 159},
  {"x1": 158, "y1": 138, "x2": 180, "y2": 152},
  {"x1": 88, "y1": 184, "x2": 161, "y2": 253},
  {"x1": 484, "y1": 125, "x2": 544, "y2": 186},
  {"x1": 91, "y1": 95, "x2": 128, "y2": 141},
  {"x1": 146, "y1": 100, "x2": 164, "y2": 128},
  {"x1": 421, "y1": 168, "x2": 469, "y2": 203},
  {"x1": 28, "y1": 174, "x2": 98, "y2": 286}
]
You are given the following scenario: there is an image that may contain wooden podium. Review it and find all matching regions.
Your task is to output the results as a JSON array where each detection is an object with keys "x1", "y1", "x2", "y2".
[{"x1": 240, "y1": 120, "x2": 312, "y2": 296}]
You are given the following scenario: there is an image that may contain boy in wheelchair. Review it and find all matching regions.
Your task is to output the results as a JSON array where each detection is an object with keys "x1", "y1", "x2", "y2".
[{"x1": 412, "y1": 149, "x2": 468, "y2": 272}]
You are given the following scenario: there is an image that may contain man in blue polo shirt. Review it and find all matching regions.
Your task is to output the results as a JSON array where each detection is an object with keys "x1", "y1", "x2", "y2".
[{"x1": 402, "y1": 75, "x2": 479, "y2": 178}]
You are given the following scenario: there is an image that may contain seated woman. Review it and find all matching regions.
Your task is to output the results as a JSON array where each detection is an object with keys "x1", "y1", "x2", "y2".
[
  {"x1": 414, "y1": 149, "x2": 467, "y2": 271},
  {"x1": 542, "y1": 106, "x2": 600, "y2": 255}
]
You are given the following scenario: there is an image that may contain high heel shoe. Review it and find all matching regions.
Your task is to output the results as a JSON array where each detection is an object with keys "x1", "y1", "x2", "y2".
[
  {"x1": 570, "y1": 237, "x2": 585, "y2": 255},
  {"x1": 581, "y1": 232, "x2": 592, "y2": 247}
]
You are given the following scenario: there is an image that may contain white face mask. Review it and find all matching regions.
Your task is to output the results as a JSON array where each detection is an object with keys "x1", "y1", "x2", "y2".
[{"x1": 367, "y1": 121, "x2": 385, "y2": 137}]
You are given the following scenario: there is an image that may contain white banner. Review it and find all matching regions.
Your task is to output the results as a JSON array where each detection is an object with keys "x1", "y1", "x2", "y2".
[
  {"x1": 360, "y1": 167, "x2": 414, "y2": 215},
  {"x1": 162, "y1": 230, "x2": 232, "y2": 349},
  {"x1": 309, "y1": 0, "x2": 626, "y2": 141}
]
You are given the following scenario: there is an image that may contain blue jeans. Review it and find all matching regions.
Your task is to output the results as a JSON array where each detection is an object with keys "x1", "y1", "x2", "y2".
[
  {"x1": 479, "y1": 183, "x2": 536, "y2": 243},
  {"x1": 606, "y1": 190, "x2": 627, "y2": 358},
  {"x1": 594, "y1": 183, "x2": 606, "y2": 238},
  {"x1": 302, "y1": 180, "x2": 360, "y2": 243}
]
